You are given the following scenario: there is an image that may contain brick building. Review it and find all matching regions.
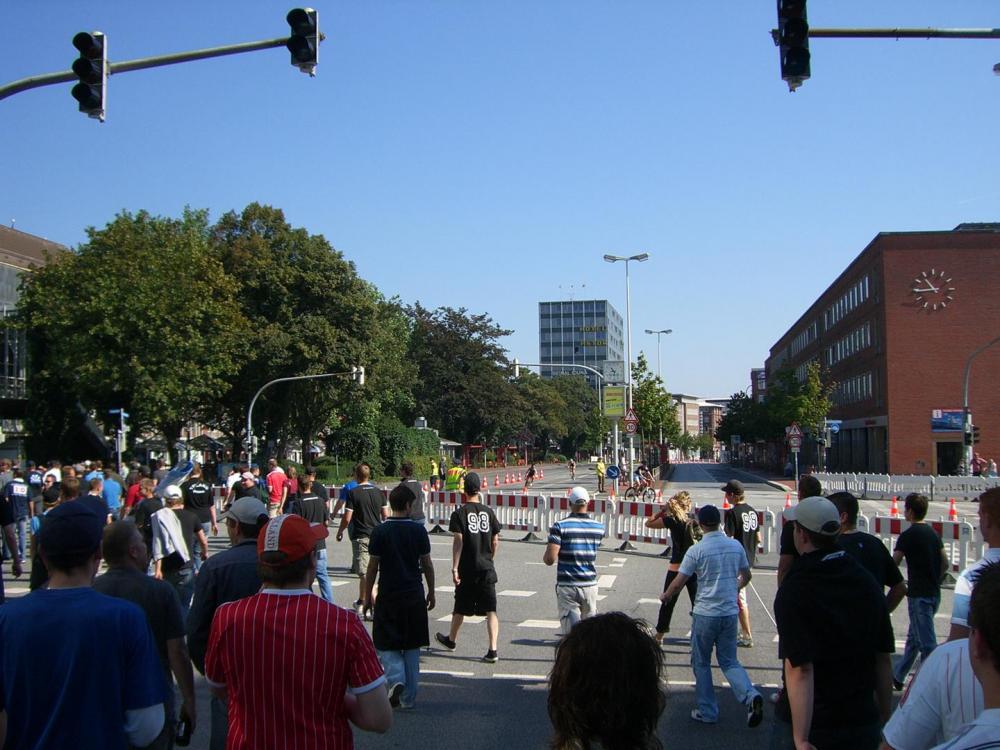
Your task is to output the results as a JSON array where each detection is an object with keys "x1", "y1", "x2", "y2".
[{"x1": 765, "y1": 225, "x2": 1000, "y2": 475}]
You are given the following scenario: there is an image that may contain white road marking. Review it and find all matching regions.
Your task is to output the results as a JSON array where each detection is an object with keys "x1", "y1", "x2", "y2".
[
  {"x1": 493, "y1": 673, "x2": 548, "y2": 681},
  {"x1": 596, "y1": 575, "x2": 617, "y2": 588},
  {"x1": 437, "y1": 615, "x2": 485, "y2": 624},
  {"x1": 638, "y1": 598, "x2": 662, "y2": 605},
  {"x1": 772, "y1": 635, "x2": 780, "y2": 643},
  {"x1": 431, "y1": 557, "x2": 450, "y2": 562},
  {"x1": 525, "y1": 562, "x2": 546, "y2": 566},
  {"x1": 596, "y1": 594, "x2": 607, "y2": 601},
  {"x1": 330, "y1": 581, "x2": 351, "y2": 587},
  {"x1": 518, "y1": 619, "x2": 561, "y2": 629},
  {"x1": 608, "y1": 563, "x2": 625, "y2": 568},
  {"x1": 612, "y1": 557, "x2": 627, "y2": 562},
  {"x1": 429, "y1": 540, "x2": 451, "y2": 546},
  {"x1": 435, "y1": 586, "x2": 455, "y2": 593},
  {"x1": 498, "y1": 590, "x2": 536, "y2": 597}
]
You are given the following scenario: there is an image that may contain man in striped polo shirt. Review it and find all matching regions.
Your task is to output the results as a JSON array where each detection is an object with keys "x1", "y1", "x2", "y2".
[
  {"x1": 543, "y1": 486, "x2": 605, "y2": 634},
  {"x1": 205, "y1": 514, "x2": 392, "y2": 748}
]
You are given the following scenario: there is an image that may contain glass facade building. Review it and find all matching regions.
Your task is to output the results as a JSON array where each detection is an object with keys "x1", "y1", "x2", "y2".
[{"x1": 538, "y1": 299, "x2": 624, "y2": 388}]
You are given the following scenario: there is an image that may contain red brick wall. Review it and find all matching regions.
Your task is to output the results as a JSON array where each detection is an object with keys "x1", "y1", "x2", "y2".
[{"x1": 882, "y1": 233, "x2": 1000, "y2": 473}]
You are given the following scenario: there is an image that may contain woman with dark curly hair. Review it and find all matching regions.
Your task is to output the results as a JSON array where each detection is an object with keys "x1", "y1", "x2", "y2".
[{"x1": 548, "y1": 612, "x2": 666, "y2": 750}]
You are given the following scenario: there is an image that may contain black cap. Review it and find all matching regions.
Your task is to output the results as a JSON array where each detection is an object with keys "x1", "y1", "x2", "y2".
[
  {"x1": 464, "y1": 471, "x2": 481, "y2": 494},
  {"x1": 697, "y1": 504, "x2": 722, "y2": 526},
  {"x1": 37, "y1": 502, "x2": 104, "y2": 557},
  {"x1": 721, "y1": 479, "x2": 744, "y2": 495}
]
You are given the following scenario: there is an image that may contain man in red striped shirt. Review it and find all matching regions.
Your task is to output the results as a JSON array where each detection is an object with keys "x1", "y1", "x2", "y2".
[{"x1": 205, "y1": 514, "x2": 392, "y2": 749}]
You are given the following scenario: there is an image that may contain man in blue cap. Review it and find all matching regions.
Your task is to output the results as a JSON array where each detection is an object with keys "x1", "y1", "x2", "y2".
[
  {"x1": 0, "y1": 502, "x2": 167, "y2": 749},
  {"x1": 661, "y1": 503, "x2": 763, "y2": 729}
]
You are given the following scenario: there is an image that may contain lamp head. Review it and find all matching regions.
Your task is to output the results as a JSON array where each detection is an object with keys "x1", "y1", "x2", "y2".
[
  {"x1": 603, "y1": 254, "x2": 618, "y2": 263},
  {"x1": 632, "y1": 253, "x2": 650, "y2": 262}
]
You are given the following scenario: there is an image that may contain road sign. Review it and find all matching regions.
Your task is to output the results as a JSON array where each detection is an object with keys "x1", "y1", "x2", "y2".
[
  {"x1": 623, "y1": 407, "x2": 639, "y2": 435},
  {"x1": 789, "y1": 436, "x2": 802, "y2": 452},
  {"x1": 603, "y1": 386, "x2": 625, "y2": 417},
  {"x1": 625, "y1": 421, "x2": 638, "y2": 435},
  {"x1": 787, "y1": 422, "x2": 802, "y2": 438}
]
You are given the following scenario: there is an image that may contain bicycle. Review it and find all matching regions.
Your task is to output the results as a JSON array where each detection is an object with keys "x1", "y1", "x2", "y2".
[{"x1": 623, "y1": 480, "x2": 657, "y2": 502}]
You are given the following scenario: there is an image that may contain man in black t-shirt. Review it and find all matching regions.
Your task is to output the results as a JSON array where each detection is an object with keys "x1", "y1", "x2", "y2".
[
  {"x1": 398, "y1": 461, "x2": 425, "y2": 523},
  {"x1": 182, "y1": 463, "x2": 217, "y2": 574},
  {"x1": 774, "y1": 497, "x2": 893, "y2": 749},
  {"x1": 435, "y1": 472, "x2": 501, "y2": 663},
  {"x1": 290, "y1": 477, "x2": 332, "y2": 602},
  {"x1": 891, "y1": 492, "x2": 949, "y2": 689},
  {"x1": 828, "y1": 491, "x2": 906, "y2": 616},
  {"x1": 723, "y1": 480, "x2": 759, "y2": 647},
  {"x1": 777, "y1": 474, "x2": 823, "y2": 586},
  {"x1": 335, "y1": 463, "x2": 387, "y2": 616}
]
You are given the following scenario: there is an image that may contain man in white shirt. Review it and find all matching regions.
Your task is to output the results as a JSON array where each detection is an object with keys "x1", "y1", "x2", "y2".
[
  {"x1": 930, "y1": 561, "x2": 1000, "y2": 750},
  {"x1": 949, "y1": 488, "x2": 1000, "y2": 641},
  {"x1": 880, "y1": 639, "x2": 984, "y2": 750}
]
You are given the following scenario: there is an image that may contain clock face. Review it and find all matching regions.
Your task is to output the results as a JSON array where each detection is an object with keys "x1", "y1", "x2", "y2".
[{"x1": 911, "y1": 269, "x2": 955, "y2": 312}]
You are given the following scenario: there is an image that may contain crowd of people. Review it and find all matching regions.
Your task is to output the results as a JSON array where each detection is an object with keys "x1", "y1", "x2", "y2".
[{"x1": 0, "y1": 456, "x2": 999, "y2": 749}]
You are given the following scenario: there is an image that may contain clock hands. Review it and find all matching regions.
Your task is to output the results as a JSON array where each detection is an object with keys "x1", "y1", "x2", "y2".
[{"x1": 912, "y1": 283, "x2": 940, "y2": 294}]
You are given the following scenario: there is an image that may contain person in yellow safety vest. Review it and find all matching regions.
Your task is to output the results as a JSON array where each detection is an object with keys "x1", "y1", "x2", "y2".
[
  {"x1": 430, "y1": 459, "x2": 439, "y2": 490},
  {"x1": 444, "y1": 465, "x2": 467, "y2": 492},
  {"x1": 595, "y1": 458, "x2": 606, "y2": 493}
]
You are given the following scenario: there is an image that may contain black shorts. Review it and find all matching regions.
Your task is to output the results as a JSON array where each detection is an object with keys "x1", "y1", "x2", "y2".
[{"x1": 453, "y1": 572, "x2": 497, "y2": 616}]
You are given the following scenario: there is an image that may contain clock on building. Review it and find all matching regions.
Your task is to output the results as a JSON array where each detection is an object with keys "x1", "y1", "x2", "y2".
[{"x1": 911, "y1": 269, "x2": 955, "y2": 312}]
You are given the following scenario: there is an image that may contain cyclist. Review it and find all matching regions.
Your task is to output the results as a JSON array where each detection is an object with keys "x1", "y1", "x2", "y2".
[
  {"x1": 634, "y1": 463, "x2": 653, "y2": 490},
  {"x1": 524, "y1": 463, "x2": 537, "y2": 490},
  {"x1": 567, "y1": 458, "x2": 576, "y2": 481}
]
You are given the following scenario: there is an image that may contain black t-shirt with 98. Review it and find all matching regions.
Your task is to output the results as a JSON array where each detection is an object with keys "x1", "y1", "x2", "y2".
[
  {"x1": 449, "y1": 502, "x2": 501, "y2": 576},
  {"x1": 725, "y1": 503, "x2": 759, "y2": 567}
]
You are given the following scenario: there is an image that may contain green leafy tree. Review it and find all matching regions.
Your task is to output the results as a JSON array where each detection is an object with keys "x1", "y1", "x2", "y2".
[
  {"x1": 406, "y1": 304, "x2": 520, "y2": 446},
  {"x1": 550, "y1": 374, "x2": 601, "y2": 459},
  {"x1": 764, "y1": 362, "x2": 835, "y2": 439},
  {"x1": 631, "y1": 353, "x2": 681, "y2": 447},
  {"x1": 19, "y1": 208, "x2": 246, "y2": 461},
  {"x1": 205, "y1": 203, "x2": 379, "y2": 459}
]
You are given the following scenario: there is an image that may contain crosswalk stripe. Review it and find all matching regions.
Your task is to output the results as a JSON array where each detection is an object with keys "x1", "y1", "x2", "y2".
[
  {"x1": 435, "y1": 586, "x2": 455, "y2": 593},
  {"x1": 498, "y1": 590, "x2": 535, "y2": 597},
  {"x1": 596, "y1": 575, "x2": 616, "y2": 589},
  {"x1": 493, "y1": 673, "x2": 548, "y2": 681},
  {"x1": 518, "y1": 619, "x2": 561, "y2": 629},
  {"x1": 423, "y1": 669, "x2": 475, "y2": 677},
  {"x1": 437, "y1": 615, "x2": 485, "y2": 624},
  {"x1": 638, "y1": 598, "x2": 661, "y2": 605}
]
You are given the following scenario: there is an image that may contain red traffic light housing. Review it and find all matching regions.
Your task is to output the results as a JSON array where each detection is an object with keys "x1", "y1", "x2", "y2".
[
  {"x1": 71, "y1": 31, "x2": 107, "y2": 120},
  {"x1": 286, "y1": 8, "x2": 319, "y2": 75}
]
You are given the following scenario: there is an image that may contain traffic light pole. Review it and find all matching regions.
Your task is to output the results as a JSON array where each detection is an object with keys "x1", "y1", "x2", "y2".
[
  {"x1": 804, "y1": 28, "x2": 1000, "y2": 41},
  {"x1": 962, "y1": 334, "x2": 1000, "y2": 475},
  {"x1": 0, "y1": 35, "x2": 318, "y2": 102}
]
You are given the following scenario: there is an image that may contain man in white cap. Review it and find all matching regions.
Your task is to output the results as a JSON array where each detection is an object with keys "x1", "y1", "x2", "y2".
[
  {"x1": 543, "y1": 486, "x2": 605, "y2": 634},
  {"x1": 774, "y1": 496, "x2": 893, "y2": 749}
]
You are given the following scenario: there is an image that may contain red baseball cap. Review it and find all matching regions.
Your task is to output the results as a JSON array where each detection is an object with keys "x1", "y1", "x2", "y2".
[{"x1": 258, "y1": 514, "x2": 328, "y2": 565}]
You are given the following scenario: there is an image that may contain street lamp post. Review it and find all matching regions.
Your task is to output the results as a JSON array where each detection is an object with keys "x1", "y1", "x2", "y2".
[
  {"x1": 246, "y1": 366, "x2": 365, "y2": 469},
  {"x1": 604, "y1": 252, "x2": 649, "y2": 479},
  {"x1": 644, "y1": 328, "x2": 672, "y2": 446},
  {"x1": 962, "y1": 334, "x2": 1000, "y2": 475}
]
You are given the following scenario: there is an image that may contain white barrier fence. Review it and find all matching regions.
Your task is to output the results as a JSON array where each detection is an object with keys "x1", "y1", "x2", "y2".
[
  {"x1": 210, "y1": 484, "x2": 986, "y2": 569},
  {"x1": 815, "y1": 472, "x2": 1000, "y2": 502}
]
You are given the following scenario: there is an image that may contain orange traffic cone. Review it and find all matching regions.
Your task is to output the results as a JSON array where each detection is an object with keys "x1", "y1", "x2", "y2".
[
  {"x1": 539, "y1": 468, "x2": 545, "y2": 480},
  {"x1": 949, "y1": 497, "x2": 958, "y2": 522},
  {"x1": 504, "y1": 472, "x2": 510, "y2": 484},
  {"x1": 495, "y1": 474, "x2": 500, "y2": 488},
  {"x1": 890, "y1": 496, "x2": 899, "y2": 518},
  {"x1": 784, "y1": 493, "x2": 792, "y2": 510},
  {"x1": 482, "y1": 476, "x2": 489, "y2": 490},
  {"x1": 517, "y1": 470, "x2": 522, "y2": 483},
  {"x1": 723, "y1": 496, "x2": 732, "y2": 511}
]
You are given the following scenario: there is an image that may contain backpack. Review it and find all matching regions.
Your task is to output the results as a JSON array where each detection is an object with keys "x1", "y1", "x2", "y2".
[{"x1": 685, "y1": 519, "x2": 703, "y2": 547}]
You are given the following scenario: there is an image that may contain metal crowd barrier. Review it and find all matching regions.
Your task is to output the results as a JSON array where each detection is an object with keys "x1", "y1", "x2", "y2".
[
  {"x1": 870, "y1": 515, "x2": 977, "y2": 572},
  {"x1": 814, "y1": 472, "x2": 1000, "y2": 502}
]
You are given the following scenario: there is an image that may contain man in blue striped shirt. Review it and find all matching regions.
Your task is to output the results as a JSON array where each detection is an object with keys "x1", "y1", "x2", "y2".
[{"x1": 544, "y1": 487, "x2": 606, "y2": 634}]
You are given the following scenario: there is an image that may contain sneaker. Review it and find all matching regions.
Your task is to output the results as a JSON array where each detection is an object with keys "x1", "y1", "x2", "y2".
[
  {"x1": 893, "y1": 679, "x2": 905, "y2": 692},
  {"x1": 353, "y1": 600, "x2": 365, "y2": 618},
  {"x1": 747, "y1": 695, "x2": 764, "y2": 728},
  {"x1": 737, "y1": 636, "x2": 754, "y2": 648},
  {"x1": 435, "y1": 632, "x2": 457, "y2": 651},
  {"x1": 482, "y1": 649, "x2": 499, "y2": 663},
  {"x1": 690, "y1": 709, "x2": 716, "y2": 724},
  {"x1": 388, "y1": 682, "x2": 404, "y2": 708}
]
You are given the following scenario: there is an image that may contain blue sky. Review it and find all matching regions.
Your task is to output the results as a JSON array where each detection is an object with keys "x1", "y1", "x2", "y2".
[{"x1": 3, "y1": 2, "x2": 998, "y2": 398}]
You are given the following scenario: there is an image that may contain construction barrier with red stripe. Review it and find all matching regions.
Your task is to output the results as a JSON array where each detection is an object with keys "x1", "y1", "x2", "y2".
[{"x1": 871, "y1": 516, "x2": 977, "y2": 572}]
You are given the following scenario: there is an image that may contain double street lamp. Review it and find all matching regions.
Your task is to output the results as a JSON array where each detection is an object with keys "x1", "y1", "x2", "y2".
[
  {"x1": 604, "y1": 252, "x2": 649, "y2": 478},
  {"x1": 644, "y1": 328, "x2": 672, "y2": 446}
]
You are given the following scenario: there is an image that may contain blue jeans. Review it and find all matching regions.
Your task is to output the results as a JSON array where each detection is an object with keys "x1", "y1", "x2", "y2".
[
  {"x1": 690, "y1": 613, "x2": 760, "y2": 722},
  {"x1": 314, "y1": 547, "x2": 333, "y2": 602},
  {"x1": 166, "y1": 566, "x2": 195, "y2": 620},
  {"x1": 894, "y1": 594, "x2": 939, "y2": 683},
  {"x1": 376, "y1": 648, "x2": 421, "y2": 707},
  {"x1": 14, "y1": 517, "x2": 27, "y2": 561}
]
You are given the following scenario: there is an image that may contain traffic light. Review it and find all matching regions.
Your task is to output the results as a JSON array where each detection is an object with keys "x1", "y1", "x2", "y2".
[
  {"x1": 71, "y1": 31, "x2": 107, "y2": 120},
  {"x1": 776, "y1": 0, "x2": 810, "y2": 91},
  {"x1": 286, "y1": 8, "x2": 319, "y2": 75},
  {"x1": 973, "y1": 425, "x2": 981, "y2": 445}
]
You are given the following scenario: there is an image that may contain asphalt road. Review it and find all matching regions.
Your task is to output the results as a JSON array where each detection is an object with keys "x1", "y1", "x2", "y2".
[{"x1": 3, "y1": 461, "x2": 963, "y2": 749}]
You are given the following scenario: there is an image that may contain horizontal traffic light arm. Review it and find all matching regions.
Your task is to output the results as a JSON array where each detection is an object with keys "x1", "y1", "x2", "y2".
[
  {"x1": 0, "y1": 32, "x2": 325, "y2": 102},
  {"x1": 771, "y1": 26, "x2": 1000, "y2": 45}
]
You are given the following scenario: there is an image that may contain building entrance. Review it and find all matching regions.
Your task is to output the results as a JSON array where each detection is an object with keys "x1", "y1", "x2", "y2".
[{"x1": 935, "y1": 441, "x2": 962, "y2": 476}]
